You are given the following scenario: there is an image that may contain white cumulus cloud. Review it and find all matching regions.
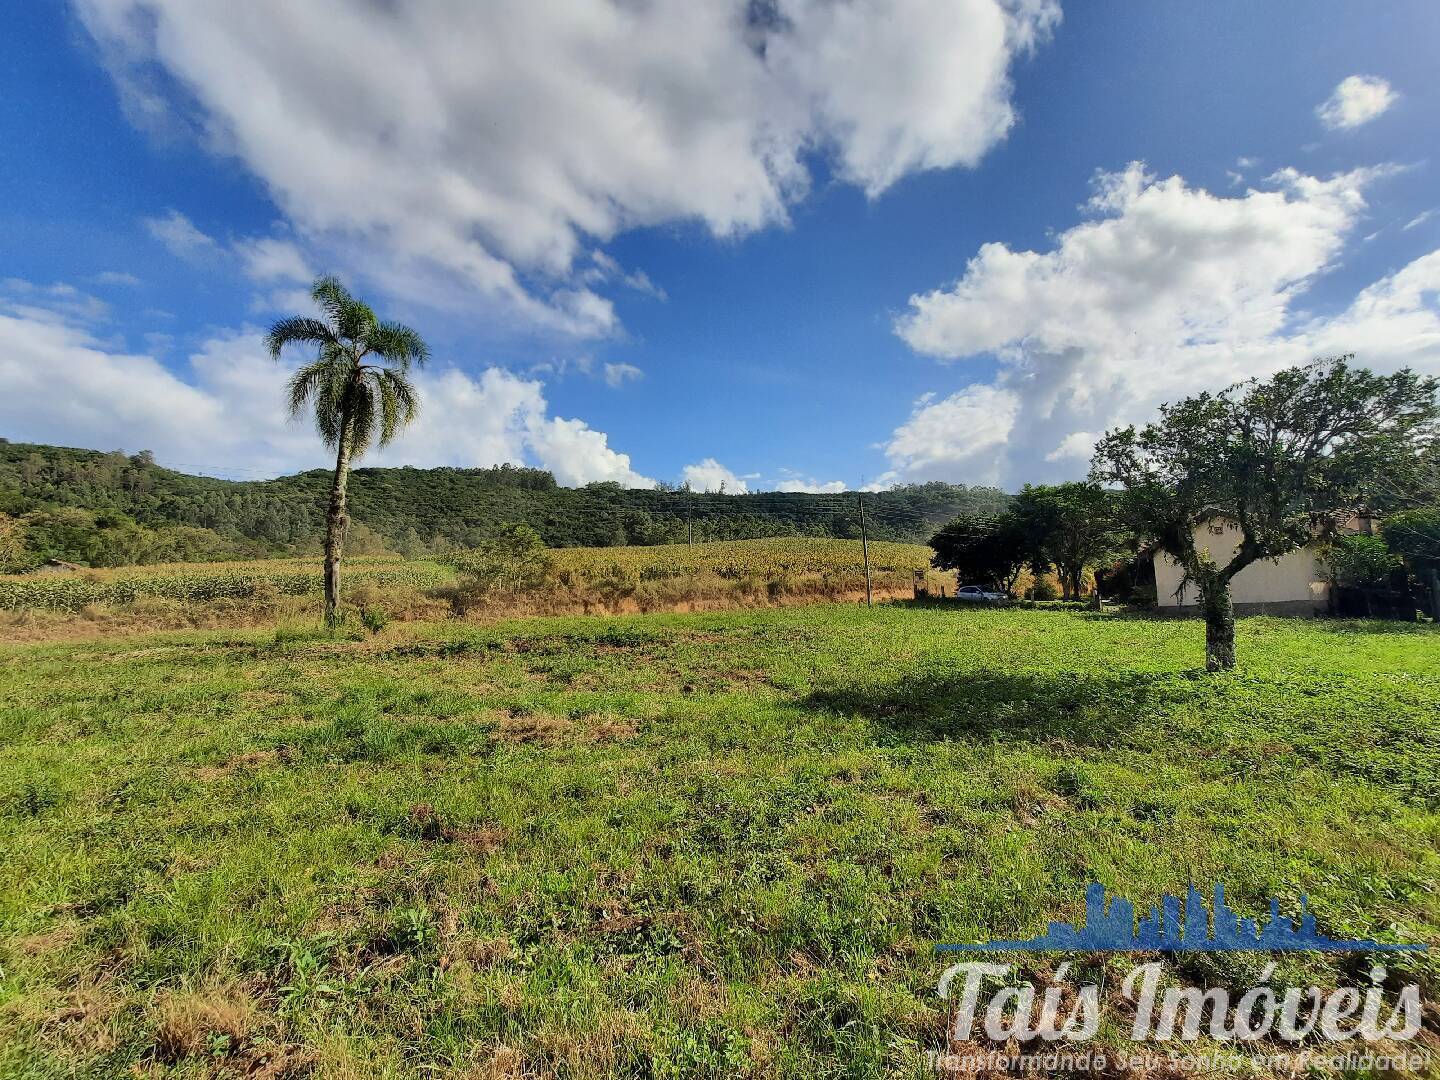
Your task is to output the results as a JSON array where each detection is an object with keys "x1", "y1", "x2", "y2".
[
  {"x1": 522, "y1": 412, "x2": 653, "y2": 488},
  {"x1": 882, "y1": 385, "x2": 1020, "y2": 486},
  {"x1": 0, "y1": 297, "x2": 653, "y2": 487},
  {"x1": 682, "y1": 458, "x2": 749, "y2": 493},
  {"x1": 236, "y1": 237, "x2": 315, "y2": 284},
  {"x1": 888, "y1": 161, "x2": 1440, "y2": 487},
  {"x1": 773, "y1": 473, "x2": 848, "y2": 493},
  {"x1": 77, "y1": 0, "x2": 1056, "y2": 335},
  {"x1": 1316, "y1": 75, "x2": 1397, "y2": 131}
]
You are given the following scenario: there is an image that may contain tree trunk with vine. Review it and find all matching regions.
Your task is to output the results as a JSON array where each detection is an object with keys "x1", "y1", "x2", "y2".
[{"x1": 1195, "y1": 567, "x2": 1236, "y2": 672}]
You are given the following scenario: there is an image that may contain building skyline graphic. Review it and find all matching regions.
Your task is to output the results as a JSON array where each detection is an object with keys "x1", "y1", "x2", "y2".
[{"x1": 938, "y1": 883, "x2": 1427, "y2": 953}]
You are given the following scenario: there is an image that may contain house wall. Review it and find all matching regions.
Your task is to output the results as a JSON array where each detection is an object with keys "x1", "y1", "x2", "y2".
[{"x1": 1152, "y1": 519, "x2": 1330, "y2": 613}]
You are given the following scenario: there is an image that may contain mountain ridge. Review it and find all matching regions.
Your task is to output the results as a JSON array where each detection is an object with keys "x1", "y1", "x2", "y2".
[{"x1": 0, "y1": 440, "x2": 1010, "y2": 567}]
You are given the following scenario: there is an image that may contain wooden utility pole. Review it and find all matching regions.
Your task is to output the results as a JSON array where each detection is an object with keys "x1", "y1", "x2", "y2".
[{"x1": 858, "y1": 492, "x2": 872, "y2": 608}]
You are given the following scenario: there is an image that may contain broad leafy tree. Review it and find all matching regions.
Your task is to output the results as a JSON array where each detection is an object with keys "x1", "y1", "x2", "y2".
[
  {"x1": 1092, "y1": 357, "x2": 1438, "y2": 670},
  {"x1": 929, "y1": 513, "x2": 1031, "y2": 594},
  {"x1": 1012, "y1": 482, "x2": 1121, "y2": 600},
  {"x1": 1384, "y1": 508, "x2": 1440, "y2": 572},
  {"x1": 1384, "y1": 507, "x2": 1440, "y2": 619},
  {"x1": 0, "y1": 513, "x2": 30, "y2": 573},
  {"x1": 267, "y1": 276, "x2": 429, "y2": 625}
]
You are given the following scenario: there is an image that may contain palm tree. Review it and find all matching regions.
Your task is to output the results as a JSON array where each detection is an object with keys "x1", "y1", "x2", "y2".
[{"x1": 267, "y1": 276, "x2": 428, "y2": 626}]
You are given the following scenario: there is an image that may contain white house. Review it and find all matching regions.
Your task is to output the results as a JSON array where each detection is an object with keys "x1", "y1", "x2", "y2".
[{"x1": 1152, "y1": 516, "x2": 1374, "y2": 616}]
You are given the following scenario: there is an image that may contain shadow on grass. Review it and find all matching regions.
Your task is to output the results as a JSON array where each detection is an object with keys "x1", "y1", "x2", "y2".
[
  {"x1": 889, "y1": 599, "x2": 1157, "y2": 621},
  {"x1": 801, "y1": 666, "x2": 1209, "y2": 748},
  {"x1": 1287, "y1": 617, "x2": 1437, "y2": 635},
  {"x1": 1074, "y1": 606, "x2": 1436, "y2": 633}
]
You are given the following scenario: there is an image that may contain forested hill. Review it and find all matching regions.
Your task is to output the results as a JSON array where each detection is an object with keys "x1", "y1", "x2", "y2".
[{"x1": 0, "y1": 441, "x2": 1010, "y2": 567}]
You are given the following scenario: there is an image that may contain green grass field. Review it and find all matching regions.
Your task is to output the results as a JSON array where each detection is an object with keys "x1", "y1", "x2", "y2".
[{"x1": 1, "y1": 604, "x2": 1437, "y2": 1078}]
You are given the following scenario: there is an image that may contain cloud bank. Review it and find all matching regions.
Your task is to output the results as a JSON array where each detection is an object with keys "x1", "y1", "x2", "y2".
[
  {"x1": 682, "y1": 458, "x2": 750, "y2": 494},
  {"x1": 77, "y1": 0, "x2": 1057, "y2": 335},
  {"x1": 0, "y1": 291, "x2": 654, "y2": 487},
  {"x1": 888, "y1": 162, "x2": 1440, "y2": 487}
]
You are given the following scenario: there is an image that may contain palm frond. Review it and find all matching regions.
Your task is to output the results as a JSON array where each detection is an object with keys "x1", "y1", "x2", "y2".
[
  {"x1": 369, "y1": 370, "x2": 398, "y2": 447},
  {"x1": 311, "y1": 275, "x2": 377, "y2": 344},
  {"x1": 276, "y1": 277, "x2": 425, "y2": 459},
  {"x1": 310, "y1": 276, "x2": 353, "y2": 325},
  {"x1": 373, "y1": 368, "x2": 419, "y2": 446},
  {"x1": 285, "y1": 363, "x2": 324, "y2": 420},
  {"x1": 340, "y1": 301, "x2": 378, "y2": 345},
  {"x1": 368, "y1": 321, "x2": 430, "y2": 370},
  {"x1": 266, "y1": 316, "x2": 336, "y2": 360},
  {"x1": 347, "y1": 383, "x2": 378, "y2": 459},
  {"x1": 286, "y1": 355, "x2": 349, "y2": 423}
]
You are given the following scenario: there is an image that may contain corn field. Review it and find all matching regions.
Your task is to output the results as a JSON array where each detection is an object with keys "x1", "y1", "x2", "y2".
[
  {"x1": 0, "y1": 539, "x2": 939, "y2": 614},
  {"x1": 0, "y1": 557, "x2": 451, "y2": 612},
  {"x1": 549, "y1": 537, "x2": 933, "y2": 582}
]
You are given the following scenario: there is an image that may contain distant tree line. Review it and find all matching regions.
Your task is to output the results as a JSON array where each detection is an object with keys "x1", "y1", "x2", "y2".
[{"x1": 0, "y1": 440, "x2": 1009, "y2": 571}]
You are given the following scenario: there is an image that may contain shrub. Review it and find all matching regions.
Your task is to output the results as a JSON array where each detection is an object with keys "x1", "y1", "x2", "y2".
[
  {"x1": 1030, "y1": 577, "x2": 1061, "y2": 601},
  {"x1": 590, "y1": 563, "x2": 639, "y2": 611},
  {"x1": 1384, "y1": 508, "x2": 1440, "y2": 573},
  {"x1": 444, "y1": 523, "x2": 554, "y2": 597},
  {"x1": 1328, "y1": 533, "x2": 1400, "y2": 589}
]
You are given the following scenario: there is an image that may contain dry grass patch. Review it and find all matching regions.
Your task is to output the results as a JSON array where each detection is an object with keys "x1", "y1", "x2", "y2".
[
  {"x1": 151, "y1": 987, "x2": 260, "y2": 1062},
  {"x1": 457, "y1": 823, "x2": 509, "y2": 854},
  {"x1": 452, "y1": 1044, "x2": 528, "y2": 1080},
  {"x1": 20, "y1": 979, "x2": 125, "y2": 1059},
  {"x1": 496, "y1": 710, "x2": 573, "y2": 745},
  {"x1": 12, "y1": 921, "x2": 82, "y2": 958},
  {"x1": 195, "y1": 748, "x2": 283, "y2": 782},
  {"x1": 588, "y1": 714, "x2": 639, "y2": 743},
  {"x1": 530, "y1": 1010, "x2": 652, "y2": 1080}
]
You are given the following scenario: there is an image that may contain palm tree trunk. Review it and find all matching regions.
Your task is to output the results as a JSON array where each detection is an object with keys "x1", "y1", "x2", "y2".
[{"x1": 323, "y1": 420, "x2": 354, "y2": 627}]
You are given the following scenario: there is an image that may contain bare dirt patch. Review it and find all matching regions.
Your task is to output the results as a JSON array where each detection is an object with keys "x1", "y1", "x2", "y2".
[
  {"x1": 496, "y1": 711, "x2": 573, "y2": 744},
  {"x1": 195, "y1": 749, "x2": 282, "y2": 782}
]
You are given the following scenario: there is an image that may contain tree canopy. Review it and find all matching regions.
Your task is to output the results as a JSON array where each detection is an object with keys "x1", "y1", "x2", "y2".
[
  {"x1": 268, "y1": 276, "x2": 430, "y2": 459},
  {"x1": 1092, "y1": 356, "x2": 1439, "y2": 669},
  {"x1": 928, "y1": 513, "x2": 1031, "y2": 593},
  {"x1": 1010, "y1": 482, "x2": 1122, "y2": 600}
]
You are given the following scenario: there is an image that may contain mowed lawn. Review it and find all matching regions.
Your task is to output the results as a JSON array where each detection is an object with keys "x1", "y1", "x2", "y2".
[{"x1": 0, "y1": 605, "x2": 1437, "y2": 1078}]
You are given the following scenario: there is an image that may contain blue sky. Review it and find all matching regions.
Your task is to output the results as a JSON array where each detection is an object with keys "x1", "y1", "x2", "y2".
[{"x1": 2, "y1": 1, "x2": 1438, "y2": 491}]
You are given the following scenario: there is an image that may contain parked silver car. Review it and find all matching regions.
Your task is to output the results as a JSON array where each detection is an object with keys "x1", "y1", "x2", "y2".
[{"x1": 956, "y1": 585, "x2": 1008, "y2": 602}]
